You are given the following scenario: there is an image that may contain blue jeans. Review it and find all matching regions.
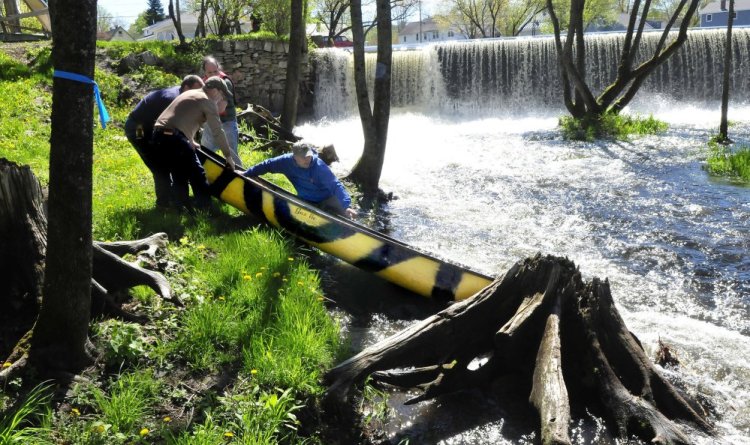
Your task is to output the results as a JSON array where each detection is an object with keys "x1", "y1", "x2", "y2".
[{"x1": 201, "y1": 119, "x2": 242, "y2": 167}]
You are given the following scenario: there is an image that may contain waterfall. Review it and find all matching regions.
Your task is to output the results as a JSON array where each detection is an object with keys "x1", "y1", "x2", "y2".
[{"x1": 311, "y1": 28, "x2": 750, "y2": 119}]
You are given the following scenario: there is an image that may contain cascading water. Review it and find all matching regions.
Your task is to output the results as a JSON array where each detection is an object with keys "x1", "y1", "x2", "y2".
[
  {"x1": 302, "y1": 28, "x2": 750, "y2": 444},
  {"x1": 312, "y1": 28, "x2": 750, "y2": 118}
]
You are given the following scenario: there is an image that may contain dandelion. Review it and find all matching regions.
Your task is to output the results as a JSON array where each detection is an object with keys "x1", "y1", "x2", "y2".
[
  {"x1": 71, "y1": 408, "x2": 81, "y2": 416},
  {"x1": 218, "y1": 296, "x2": 226, "y2": 301},
  {"x1": 250, "y1": 369, "x2": 258, "y2": 375},
  {"x1": 272, "y1": 272, "x2": 281, "y2": 277},
  {"x1": 297, "y1": 281, "x2": 304, "y2": 286},
  {"x1": 243, "y1": 275, "x2": 252, "y2": 281},
  {"x1": 260, "y1": 266, "x2": 267, "y2": 271},
  {"x1": 282, "y1": 278, "x2": 288, "y2": 282},
  {"x1": 197, "y1": 244, "x2": 206, "y2": 250},
  {"x1": 1, "y1": 362, "x2": 11, "y2": 368},
  {"x1": 287, "y1": 257, "x2": 294, "y2": 261},
  {"x1": 93, "y1": 424, "x2": 106, "y2": 434},
  {"x1": 255, "y1": 272, "x2": 263, "y2": 278},
  {"x1": 317, "y1": 296, "x2": 325, "y2": 302},
  {"x1": 179, "y1": 236, "x2": 189, "y2": 245},
  {"x1": 163, "y1": 416, "x2": 172, "y2": 423},
  {"x1": 140, "y1": 427, "x2": 149, "y2": 436},
  {"x1": 224, "y1": 431, "x2": 234, "y2": 439}
]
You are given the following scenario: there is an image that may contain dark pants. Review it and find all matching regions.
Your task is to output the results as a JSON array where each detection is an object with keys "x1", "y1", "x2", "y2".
[
  {"x1": 125, "y1": 117, "x2": 172, "y2": 206},
  {"x1": 152, "y1": 128, "x2": 212, "y2": 209}
]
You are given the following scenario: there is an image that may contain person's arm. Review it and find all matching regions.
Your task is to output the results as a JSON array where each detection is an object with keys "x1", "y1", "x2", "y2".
[
  {"x1": 203, "y1": 100, "x2": 235, "y2": 169},
  {"x1": 243, "y1": 156, "x2": 286, "y2": 177}
]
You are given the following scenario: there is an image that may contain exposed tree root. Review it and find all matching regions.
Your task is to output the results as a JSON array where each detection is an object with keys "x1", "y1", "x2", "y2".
[{"x1": 324, "y1": 255, "x2": 714, "y2": 444}]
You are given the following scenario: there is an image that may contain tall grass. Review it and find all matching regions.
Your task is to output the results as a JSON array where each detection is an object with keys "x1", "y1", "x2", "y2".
[
  {"x1": 706, "y1": 141, "x2": 750, "y2": 182},
  {"x1": 0, "y1": 383, "x2": 53, "y2": 445},
  {"x1": 559, "y1": 112, "x2": 668, "y2": 141}
]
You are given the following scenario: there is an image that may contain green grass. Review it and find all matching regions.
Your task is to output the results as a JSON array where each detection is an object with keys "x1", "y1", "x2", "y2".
[
  {"x1": 0, "y1": 43, "x2": 343, "y2": 444},
  {"x1": 0, "y1": 383, "x2": 53, "y2": 445},
  {"x1": 706, "y1": 141, "x2": 750, "y2": 182},
  {"x1": 559, "y1": 111, "x2": 668, "y2": 141}
]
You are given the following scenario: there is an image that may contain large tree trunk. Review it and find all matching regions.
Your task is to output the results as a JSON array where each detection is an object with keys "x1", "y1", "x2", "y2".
[
  {"x1": 718, "y1": 0, "x2": 735, "y2": 142},
  {"x1": 168, "y1": 0, "x2": 186, "y2": 46},
  {"x1": 280, "y1": 0, "x2": 304, "y2": 131},
  {"x1": 325, "y1": 255, "x2": 713, "y2": 445},
  {"x1": 27, "y1": 0, "x2": 98, "y2": 374},
  {"x1": 346, "y1": 0, "x2": 391, "y2": 195},
  {"x1": 1, "y1": 159, "x2": 172, "y2": 382}
]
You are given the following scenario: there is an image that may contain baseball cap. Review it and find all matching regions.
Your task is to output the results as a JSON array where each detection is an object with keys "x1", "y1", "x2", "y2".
[
  {"x1": 204, "y1": 76, "x2": 230, "y2": 99},
  {"x1": 292, "y1": 143, "x2": 314, "y2": 158}
]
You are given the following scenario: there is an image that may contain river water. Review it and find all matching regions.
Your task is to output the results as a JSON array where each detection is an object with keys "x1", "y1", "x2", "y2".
[{"x1": 297, "y1": 31, "x2": 750, "y2": 444}]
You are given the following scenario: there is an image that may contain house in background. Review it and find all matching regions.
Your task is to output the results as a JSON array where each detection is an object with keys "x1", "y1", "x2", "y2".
[
  {"x1": 700, "y1": 0, "x2": 750, "y2": 27},
  {"x1": 97, "y1": 25, "x2": 135, "y2": 42},
  {"x1": 397, "y1": 17, "x2": 466, "y2": 44},
  {"x1": 140, "y1": 13, "x2": 252, "y2": 41}
]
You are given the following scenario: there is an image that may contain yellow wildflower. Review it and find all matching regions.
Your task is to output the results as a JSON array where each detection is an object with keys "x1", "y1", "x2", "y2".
[
  {"x1": 317, "y1": 296, "x2": 325, "y2": 302},
  {"x1": 224, "y1": 431, "x2": 234, "y2": 438},
  {"x1": 71, "y1": 408, "x2": 81, "y2": 416},
  {"x1": 2, "y1": 362, "x2": 11, "y2": 368},
  {"x1": 297, "y1": 281, "x2": 304, "y2": 286},
  {"x1": 255, "y1": 272, "x2": 263, "y2": 278},
  {"x1": 287, "y1": 257, "x2": 294, "y2": 261},
  {"x1": 93, "y1": 424, "x2": 105, "y2": 434},
  {"x1": 250, "y1": 369, "x2": 258, "y2": 375},
  {"x1": 243, "y1": 275, "x2": 252, "y2": 281},
  {"x1": 218, "y1": 296, "x2": 226, "y2": 301},
  {"x1": 163, "y1": 416, "x2": 172, "y2": 423},
  {"x1": 272, "y1": 272, "x2": 281, "y2": 278},
  {"x1": 260, "y1": 266, "x2": 267, "y2": 270},
  {"x1": 140, "y1": 427, "x2": 149, "y2": 436}
]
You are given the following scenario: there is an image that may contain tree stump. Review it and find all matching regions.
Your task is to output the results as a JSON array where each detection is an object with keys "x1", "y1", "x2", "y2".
[
  {"x1": 0, "y1": 159, "x2": 173, "y2": 376},
  {"x1": 324, "y1": 254, "x2": 713, "y2": 445}
]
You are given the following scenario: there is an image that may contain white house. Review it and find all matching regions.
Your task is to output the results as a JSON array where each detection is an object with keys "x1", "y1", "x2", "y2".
[
  {"x1": 97, "y1": 25, "x2": 136, "y2": 42},
  {"x1": 397, "y1": 17, "x2": 466, "y2": 44},
  {"x1": 140, "y1": 13, "x2": 253, "y2": 41}
]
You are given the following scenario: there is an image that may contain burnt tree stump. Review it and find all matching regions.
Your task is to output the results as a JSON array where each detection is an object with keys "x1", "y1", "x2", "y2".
[{"x1": 324, "y1": 255, "x2": 713, "y2": 445}]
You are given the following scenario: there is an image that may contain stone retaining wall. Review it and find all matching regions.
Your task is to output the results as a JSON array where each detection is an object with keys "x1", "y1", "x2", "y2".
[{"x1": 205, "y1": 39, "x2": 313, "y2": 115}]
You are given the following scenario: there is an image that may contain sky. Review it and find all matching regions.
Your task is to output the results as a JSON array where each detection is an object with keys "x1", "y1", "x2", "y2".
[
  {"x1": 98, "y1": 0, "x2": 150, "y2": 27},
  {"x1": 97, "y1": 0, "x2": 443, "y2": 29}
]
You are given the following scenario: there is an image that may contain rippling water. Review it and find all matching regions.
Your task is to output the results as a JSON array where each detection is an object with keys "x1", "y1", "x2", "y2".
[{"x1": 297, "y1": 102, "x2": 750, "y2": 444}]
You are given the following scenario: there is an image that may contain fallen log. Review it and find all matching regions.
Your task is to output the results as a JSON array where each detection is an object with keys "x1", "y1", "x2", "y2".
[{"x1": 324, "y1": 254, "x2": 713, "y2": 444}]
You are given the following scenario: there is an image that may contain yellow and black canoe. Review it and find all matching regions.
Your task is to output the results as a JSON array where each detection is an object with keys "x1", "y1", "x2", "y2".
[{"x1": 198, "y1": 148, "x2": 494, "y2": 301}]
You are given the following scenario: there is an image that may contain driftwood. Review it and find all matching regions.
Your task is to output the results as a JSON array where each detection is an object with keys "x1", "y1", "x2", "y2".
[
  {"x1": 325, "y1": 255, "x2": 713, "y2": 445},
  {"x1": 0, "y1": 159, "x2": 174, "y2": 379},
  {"x1": 236, "y1": 104, "x2": 301, "y2": 143}
]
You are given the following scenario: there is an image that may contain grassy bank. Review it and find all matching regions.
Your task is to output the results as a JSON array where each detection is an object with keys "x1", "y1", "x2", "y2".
[
  {"x1": 559, "y1": 111, "x2": 668, "y2": 141},
  {"x1": 1, "y1": 43, "x2": 343, "y2": 444}
]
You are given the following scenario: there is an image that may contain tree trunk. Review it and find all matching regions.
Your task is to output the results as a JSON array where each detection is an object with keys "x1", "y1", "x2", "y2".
[
  {"x1": 168, "y1": 0, "x2": 186, "y2": 46},
  {"x1": 196, "y1": 0, "x2": 206, "y2": 38},
  {"x1": 281, "y1": 0, "x2": 304, "y2": 131},
  {"x1": 547, "y1": 0, "x2": 701, "y2": 123},
  {"x1": 325, "y1": 255, "x2": 713, "y2": 445},
  {"x1": 346, "y1": 0, "x2": 392, "y2": 195},
  {"x1": 718, "y1": 0, "x2": 735, "y2": 142},
  {"x1": 1, "y1": 160, "x2": 172, "y2": 382},
  {"x1": 27, "y1": 0, "x2": 97, "y2": 374},
  {"x1": 2, "y1": 0, "x2": 21, "y2": 33}
]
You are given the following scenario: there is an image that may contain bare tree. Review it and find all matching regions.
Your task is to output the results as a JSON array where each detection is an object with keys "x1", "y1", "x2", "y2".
[
  {"x1": 547, "y1": 0, "x2": 701, "y2": 121},
  {"x1": 168, "y1": 0, "x2": 186, "y2": 45},
  {"x1": 501, "y1": 0, "x2": 546, "y2": 36},
  {"x1": 718, "y1": 0, "x2": 735, "y2": 142},
  {"x1": 347, "y1": 0, "x2": 392, "y2": 194},
  {"x1": 27, "y1": 0, "x2": 97, "y2": 374},
  {"x1": 281, "y1": 0, "x2": 305, "y2": 130},
  {"x1": 312, "y1": 0, "x2": 351, "y2": 46}
]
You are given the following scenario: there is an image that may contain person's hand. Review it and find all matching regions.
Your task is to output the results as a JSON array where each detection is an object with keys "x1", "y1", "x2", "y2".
[
  {"x1": 345, "y1": 208, "x2": 357, "y2": 219},
  {"x1": 225, "y1": 157, "x2": 236, "y2": 171},
  {"x1": 192, "y1": 141, "x2": 201, "y2": 151}
]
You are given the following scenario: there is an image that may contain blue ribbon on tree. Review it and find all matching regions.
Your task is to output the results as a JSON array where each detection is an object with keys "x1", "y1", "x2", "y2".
[{"x1": 53, "y1": 70, "x2": 111, "y2": 129}]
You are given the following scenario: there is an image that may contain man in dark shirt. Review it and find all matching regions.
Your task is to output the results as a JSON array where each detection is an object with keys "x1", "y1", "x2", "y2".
[{"x1": 125, "y1": 74, "x2": 204, "y2": 207}]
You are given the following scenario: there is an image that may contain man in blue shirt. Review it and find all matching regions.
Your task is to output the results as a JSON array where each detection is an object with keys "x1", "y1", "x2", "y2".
[
  {"x1": 243, "y1": 142, "x2": 356, "y2": 218},
  {"x1": 125, "y1": 74, "x2": 204, "y2": 207}
]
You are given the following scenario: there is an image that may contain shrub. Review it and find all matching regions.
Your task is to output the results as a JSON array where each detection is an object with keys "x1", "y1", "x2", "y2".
[
  {"x1": 705, "y1": 141, "x2": 750, "y2": 182},
  {"x1": 560, "y1": 112, "x2": 668, "y2": 141}
]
